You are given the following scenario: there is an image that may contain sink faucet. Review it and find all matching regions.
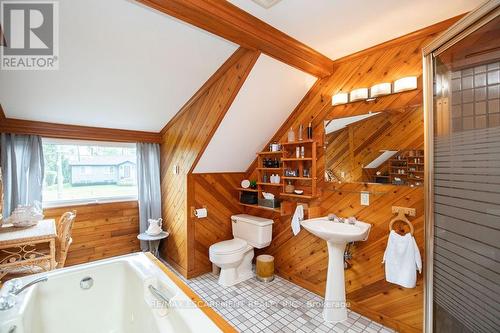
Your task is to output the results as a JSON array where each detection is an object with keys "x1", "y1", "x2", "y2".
[
  {"x1": 327, "y1": 214, "x2": 339, "y2": 222},
  {"x1": 328, "y1": 214, "x2": 357, "y2": 225}
]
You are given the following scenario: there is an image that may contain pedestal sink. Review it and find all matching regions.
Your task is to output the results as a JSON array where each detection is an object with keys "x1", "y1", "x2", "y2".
[{"x1": 301, "y1": 217, "x2": 371, "y2": 322}]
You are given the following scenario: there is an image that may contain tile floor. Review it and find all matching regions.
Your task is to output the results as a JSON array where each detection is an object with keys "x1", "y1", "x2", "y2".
[{"x1": 163, "y1": 261, "x2": 395, "y2": 333}]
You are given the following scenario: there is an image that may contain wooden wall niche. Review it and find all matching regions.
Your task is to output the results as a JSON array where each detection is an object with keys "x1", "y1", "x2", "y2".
[
  {"x1": 239, "y1": 18, "x2": 463, "y2": 333},
  {"x1": 189, "y1": 173, "x2": 244, "y2": 276},
  {"x1": 159, "y1": 47, "x2": 259, "y2": 277}
]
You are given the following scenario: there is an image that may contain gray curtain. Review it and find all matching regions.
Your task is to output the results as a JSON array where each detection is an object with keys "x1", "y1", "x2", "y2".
[
  {"x1": 1, "y1": 133, "x2": 44, "y2": 217},
  {"x1": 136, "y1": 143, "x2": 162, "y2": 252}
]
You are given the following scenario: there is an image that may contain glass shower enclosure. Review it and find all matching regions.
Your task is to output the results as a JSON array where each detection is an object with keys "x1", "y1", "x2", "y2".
[{"x1": 423, "y1": 2, "x2": 500, "y2": 333}]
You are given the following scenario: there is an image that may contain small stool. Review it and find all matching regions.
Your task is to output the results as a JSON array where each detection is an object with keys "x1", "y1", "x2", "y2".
[
  {"x1": 256, "y1": 255, "x2": 274, "y2": 282},
  {"x1": 137, "y1": 231, "x2": 169, "y2": 257}
]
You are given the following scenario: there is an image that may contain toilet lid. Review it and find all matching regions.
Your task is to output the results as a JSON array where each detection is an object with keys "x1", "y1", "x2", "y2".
[{"x1": 210, "y1": 239, "x2": 247, "y2": 255}]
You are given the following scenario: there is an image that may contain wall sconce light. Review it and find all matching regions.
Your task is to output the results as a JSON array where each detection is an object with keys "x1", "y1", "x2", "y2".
[
  {"x1": 370, "y1": 82, "x2": 392, "y2": 97},
  {"x1": 393, "y1": 76, "x2": 417, "y2": 93},
  {"x1": 350, "y1": 88, "x2": 369, "y2": 102},
  {"x1": 332, "y1": 92, "x2": 349, "y2": 105}
]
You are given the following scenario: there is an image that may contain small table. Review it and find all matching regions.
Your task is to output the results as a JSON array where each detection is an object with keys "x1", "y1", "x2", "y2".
[
  {"x1": 137, "y1": 231, "x2": 169, "y2": 257},
  {"x1": 0, "y1": 219, "x2": 57, "y2": 280}
]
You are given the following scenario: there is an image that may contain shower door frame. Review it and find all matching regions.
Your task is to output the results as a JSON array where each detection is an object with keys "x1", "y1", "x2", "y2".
[{"x1": 422, "y1": 1, "x2": 500, "y2": 332}]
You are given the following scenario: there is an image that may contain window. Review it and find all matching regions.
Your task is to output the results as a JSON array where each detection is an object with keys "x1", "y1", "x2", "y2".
[{"x1": 42, "y1": 139, "x2": 138, "y2": 207}]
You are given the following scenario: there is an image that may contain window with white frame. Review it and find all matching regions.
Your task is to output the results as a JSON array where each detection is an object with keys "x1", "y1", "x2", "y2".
[{"x1": 42, "y1": 139, "x2": 138, "y2": 206}]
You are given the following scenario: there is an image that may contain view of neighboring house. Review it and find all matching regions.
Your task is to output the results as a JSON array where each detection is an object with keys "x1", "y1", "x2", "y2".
[{"x1": 70, "y1": 156, "x2": 137, "y2": 186}]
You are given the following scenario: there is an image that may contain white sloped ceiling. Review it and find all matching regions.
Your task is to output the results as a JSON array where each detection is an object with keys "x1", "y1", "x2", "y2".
[
  {"x1": 194, "y1": 54, "x2": 315, "y2": 173},
  {"x1": 229, "y1": 0, "x2": 483, "y2": 60},
  {"x1": 0, "y1": 0, "x2": 237, "y2": 132}
]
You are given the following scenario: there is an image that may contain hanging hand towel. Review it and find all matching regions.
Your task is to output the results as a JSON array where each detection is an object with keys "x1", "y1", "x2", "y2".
[
  {"x1": 291, "y1": 204, "x2": 304, "y2": 236},
  {"x1": 382, "y1": 230, "x2": 422, "y2": 288}
]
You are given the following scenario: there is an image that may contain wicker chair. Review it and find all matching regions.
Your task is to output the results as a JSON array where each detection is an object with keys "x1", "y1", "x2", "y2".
[
  {"x1": 55, "y1": 210, "x2": 77, "y2": 269},
  {"x1": 1, "y1": 211, "x2": 77, "y2": 281}
]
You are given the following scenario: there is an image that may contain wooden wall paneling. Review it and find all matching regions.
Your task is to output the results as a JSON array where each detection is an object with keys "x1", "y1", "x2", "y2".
[
  {"x1": 136, "y1": 0, "x2": 333, "y2": 78},
  {"x1": 43, "y1": 201, "x2": 140, "y2": 266},
  {"x1": 239, "y1": 19, "x2": 462, "y2": 333},
  {"x1": 190, "y1": 173, "x2": 244, "y2": 277},
  {"x1": 160, "y1": 47, "x2": 259, "y2": 277},
  {"x1": 0, "y1": 117, "x2": 162, "y2": 143}
]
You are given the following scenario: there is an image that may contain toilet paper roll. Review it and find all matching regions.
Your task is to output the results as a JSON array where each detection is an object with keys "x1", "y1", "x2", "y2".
[{"x1": 194, "y1": 208, "x2": 208, "y2": 218}]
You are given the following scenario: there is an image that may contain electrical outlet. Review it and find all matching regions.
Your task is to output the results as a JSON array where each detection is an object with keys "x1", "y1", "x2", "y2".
[{"x1": 360, "y1": 192, "x2": 370, "y2": 206}]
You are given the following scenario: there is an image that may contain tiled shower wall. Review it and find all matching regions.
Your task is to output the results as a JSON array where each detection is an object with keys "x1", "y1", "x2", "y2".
[{"x1": 451, "y1": 62, "x2": 500, "y2": 131}]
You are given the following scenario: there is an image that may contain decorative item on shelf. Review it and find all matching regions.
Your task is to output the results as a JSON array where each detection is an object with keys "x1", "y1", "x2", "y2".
[
  {"x1": 287, "y1": 127, "x2": 295, "y2": 142},
  {"x1": 350, "y1": 87, "x2": 369, "y2": 101},
  {"x1": 241, "y1": 179, "x2": 250, "y2": 189},
  {"x1": 269, "y1": 142, "x2": 281, "y2": 152},
  {"x1": 240, "y1": 191, "x2": 258, "y2": 205},
  {"x1": 370, "y1": 82, "x2": 392, "y2": 97},
  {"x1": 263, "y1": 158, "x2": 280, "y2": 168},
  {"x1": 249, "y1": 180, "x2": 257, "y2": 189},
  {"x1": 285, "y1": 181, "x2": 295, "y2": 194},
  {"x1": 269, "y1": 174, "x2": 281, "y2": 184},
  {"x1": 294, "y1": 190, "x2": 304, "y2": 195},
  {"x1": 5, "y1": 201, "x2": 44, "y2": 228},
  {"x1": 263, "y1": 173, "x2": 268, "y2": 183},
  {"x1": 298, "y1": 124, "x2": 303, "y2": 141},
  {"x1": 307, "y1": 122, "x2": 313, "y2": 139},
  {"x1": 303, "y1": 168, "x2": 310, "y2": 178},
  {"x1": 332, "y1": 92, "x2": 349, "y2": 105},
  {"x1": 146, "y1": 218, "x2": 163, "y2": 236},
  {"x1": 262, "y1": 192, "x2": 274, "y2": 200},
  {"x1": 285, "y1": 169, "x2": 299, "y2": 177},
  {"x1": 258, "y1": 196, "x2": 281, "y2": 209},
  {"x1": 300, "y1": 146, "x2": 305, "y2": 158},
  {"x1": 295, "y1": 147, "x2": 300, "y2": 158},
  {"x1": 394, "y1": 76, "x2": 418, "y2": 93}
]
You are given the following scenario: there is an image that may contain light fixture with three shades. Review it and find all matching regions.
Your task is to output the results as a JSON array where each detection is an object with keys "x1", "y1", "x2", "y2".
[{"x1": 331, "y1": 76, "x2": 417, "y2": 106}]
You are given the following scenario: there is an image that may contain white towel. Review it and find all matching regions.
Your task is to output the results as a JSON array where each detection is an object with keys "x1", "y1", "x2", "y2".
[
  {"x1": 291, "y1": 205, "x2": 304, "y2": 236},
  {"x1": 382, "y1": 230, "x2": 422, "y2": 288}
]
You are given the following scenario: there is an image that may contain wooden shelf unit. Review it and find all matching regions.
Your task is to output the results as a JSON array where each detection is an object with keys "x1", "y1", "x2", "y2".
[
  {"x1": 385, "y1": 150, "x2": 424, "y2": 186},
  {"x1": 280, "y1": 140, "x2": 317, "y2": 198},
  {"x1": 236, "y1": 140, "x2": 318, "y2": 215}
]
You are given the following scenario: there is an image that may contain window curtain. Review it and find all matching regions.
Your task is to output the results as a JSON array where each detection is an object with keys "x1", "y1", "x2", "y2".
[
  {"x1": 136, "y1": 143, "x2": 162, "y2": 252},
  {"x1": 0, "y1": 133, "x2": 45, "y2": 217}
]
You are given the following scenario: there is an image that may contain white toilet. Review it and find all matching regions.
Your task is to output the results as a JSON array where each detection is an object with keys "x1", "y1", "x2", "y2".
[{"x1": 209, "y1": 214, "x2": 273, "y2": 286}]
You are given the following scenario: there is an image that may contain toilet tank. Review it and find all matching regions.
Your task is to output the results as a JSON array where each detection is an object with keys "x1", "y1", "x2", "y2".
[{"x1": 231, "y1": 214, "x2": 273, "y2": 248}]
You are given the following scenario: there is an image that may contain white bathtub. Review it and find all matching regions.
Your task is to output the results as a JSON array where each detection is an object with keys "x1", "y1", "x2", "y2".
[{"x1": 0, "y1": 253, "x2": 232, "y2": 333}]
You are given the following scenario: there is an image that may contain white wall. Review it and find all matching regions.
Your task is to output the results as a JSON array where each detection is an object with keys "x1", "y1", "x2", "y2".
[
  {"x1": 0, "y1": 0, "x2": 237, "y2": 132},
  {"x1": 194, "y1": 55, "x2": 315, "y2": 173}
]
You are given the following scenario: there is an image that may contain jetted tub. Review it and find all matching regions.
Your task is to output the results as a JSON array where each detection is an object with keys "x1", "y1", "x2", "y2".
[{"x1": 0, "y1": 253, "x2": 234, "y2": 333}]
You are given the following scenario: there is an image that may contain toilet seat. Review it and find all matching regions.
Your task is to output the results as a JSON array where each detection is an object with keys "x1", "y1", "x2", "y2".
[{"x1": 209, "y1": 238, "x2": 248, "y2": 256}]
